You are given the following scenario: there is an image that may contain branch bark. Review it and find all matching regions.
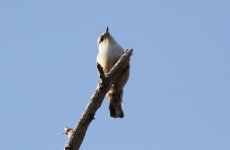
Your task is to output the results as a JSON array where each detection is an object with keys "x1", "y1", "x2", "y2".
[{"x1": 64, "y1": 49, "x2": 133, "y2": 150}]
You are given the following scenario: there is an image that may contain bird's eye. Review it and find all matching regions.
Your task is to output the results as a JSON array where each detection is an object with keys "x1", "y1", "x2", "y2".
[{"x1": 99, "y1": 35, "x2": 105, "y2": 43}]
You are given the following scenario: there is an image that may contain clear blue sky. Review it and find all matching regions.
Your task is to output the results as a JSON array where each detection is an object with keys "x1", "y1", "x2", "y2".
[{"x1": 1, "y1": 0, "x2": 230, "y2": 149}]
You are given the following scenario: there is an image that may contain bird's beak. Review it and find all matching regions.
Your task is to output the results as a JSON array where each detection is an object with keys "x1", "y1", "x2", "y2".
[{"x1": 106, "y1": 26, "x2": 109, "y2": 34}]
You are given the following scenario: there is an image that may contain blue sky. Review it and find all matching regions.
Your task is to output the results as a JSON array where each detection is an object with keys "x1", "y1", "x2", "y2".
[{"x1": 1, "y1": 0, "x2": 230, "y2": 149}]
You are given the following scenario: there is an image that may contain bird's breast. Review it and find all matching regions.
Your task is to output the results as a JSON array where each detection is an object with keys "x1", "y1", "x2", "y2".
[{"x1": 97, "y1": 45, "x2": 123, "y2": 73}]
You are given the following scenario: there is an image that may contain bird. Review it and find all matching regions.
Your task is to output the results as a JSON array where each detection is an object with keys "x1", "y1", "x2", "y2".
[{"x1": 97, "y1": 27, "x2": 130, "y2": 118}]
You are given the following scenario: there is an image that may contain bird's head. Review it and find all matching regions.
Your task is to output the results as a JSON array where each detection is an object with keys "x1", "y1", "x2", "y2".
[{"x1": 97, "y1": 26, "x2": 115, "y2": 45}]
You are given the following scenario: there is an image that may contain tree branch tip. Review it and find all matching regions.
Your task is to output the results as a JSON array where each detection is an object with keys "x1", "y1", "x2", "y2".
[
  {"x1": 96, "y1": 63, "x2": 103, "y2": 72},
  {"x1": 96, "y1": 63, "x2": 106, "y2": 82},
  {"x1": 64, "y1": 146, "x2": 72, "y2": 150},
  {"x1": 124, "y1": 49, "x2": 133, "y2": 58},
  {"x1": 125, "y1": 48, "x2": 133, "y2": 53}
]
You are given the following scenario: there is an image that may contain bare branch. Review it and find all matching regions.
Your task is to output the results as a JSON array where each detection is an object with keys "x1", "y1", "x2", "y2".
[
  {"x1": 96, "y1": 62, "x2": 106, "y2": 84},
  {"x1": 64, "y1": 49, "x2": 133, "y2": 150}
]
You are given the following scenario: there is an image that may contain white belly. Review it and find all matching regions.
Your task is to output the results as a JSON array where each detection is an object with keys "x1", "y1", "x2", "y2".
[{"x1": 97, "y1": 43, "x2": 123, "y2": 72}]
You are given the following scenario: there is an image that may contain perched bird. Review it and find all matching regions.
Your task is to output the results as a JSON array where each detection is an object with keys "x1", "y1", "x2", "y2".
[
  {"x1": 97, "y1": 27, "x2": 130, "y2": 118},
  {"x1": 63, "y1": 127, "x2": 73, "y2": 139}
]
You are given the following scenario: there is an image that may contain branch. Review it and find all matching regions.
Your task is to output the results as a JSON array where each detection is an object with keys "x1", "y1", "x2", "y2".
[{"x1": 64, "y1": 49, "x2": 133, "y2": 150}]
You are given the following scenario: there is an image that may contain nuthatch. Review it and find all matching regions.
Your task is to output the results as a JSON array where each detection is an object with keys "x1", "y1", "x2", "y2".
[{"x1": 97, "y1": 27, "x2": 130, "y2": 118}]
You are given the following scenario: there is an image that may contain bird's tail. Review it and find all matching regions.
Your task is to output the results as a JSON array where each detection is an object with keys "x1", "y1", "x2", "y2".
[{"x1": 108, "y1": 90, "x2": 124, "y2": 118}]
